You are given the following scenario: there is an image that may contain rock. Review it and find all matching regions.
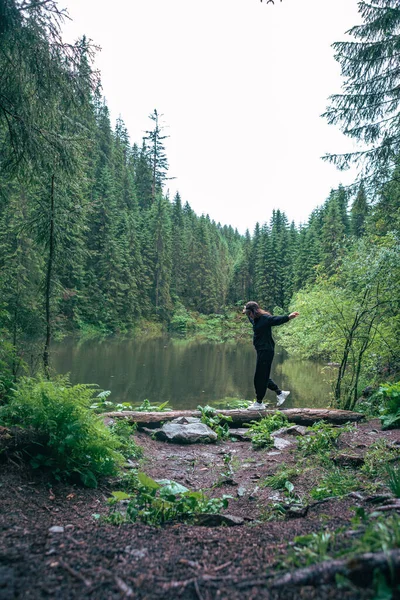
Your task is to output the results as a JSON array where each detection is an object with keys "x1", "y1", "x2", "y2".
[
  {"x1": 271, "y1": 426, "x2": 308, "y2": 437},
  {"x1": 333, "y1": 453, "x2": 365, "y2": 468},
  {"x1": 286, "y1": 425, "x2": 308, "y2": 437},
  {"x1": 273, "y1": 437, "x2": 292, "y2": 450},
  {"x1": 237, "y1": 486, "x2": 246, "y2": 497},
  {"x1": 249, "y1": 486, "x2": 260, "y2": 500},
  {"x1": 229, "y1": 428, "x2": 252, "y2": 441},
  {"x1": 171, "y1": 417, "x2": 201, "y2": 424},
  {"x1": 124, "y1": 547, "x2": 148, "y2": 559},
  {"x1": 286, "y1": 505, "x2": 309, "y2": 519},
  {"x1": 219, "y1": 477, "x2": 238, "y2": 486},
  {"x1": 141, "y1": 427, "x2": 162, "y2": 436},
  {"x1": 195, "y1": 513, "x2": 244, "y2": 526},
  {"x1": 48, "y1": 526, "x2": 64, "y2": 534},
  {"x1": 154, "y1": 422, "x2": 218, "y2": 444}
]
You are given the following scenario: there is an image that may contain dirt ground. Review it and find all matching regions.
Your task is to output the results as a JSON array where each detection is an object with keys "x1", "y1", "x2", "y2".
[{"x1": 1, "y1": 418, "x2": 400, "y2": 600}]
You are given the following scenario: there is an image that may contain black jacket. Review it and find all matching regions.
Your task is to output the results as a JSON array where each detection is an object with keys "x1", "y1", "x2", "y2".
[{"x1": 248, "y1": 314, "x2": 289, "y2": 351}]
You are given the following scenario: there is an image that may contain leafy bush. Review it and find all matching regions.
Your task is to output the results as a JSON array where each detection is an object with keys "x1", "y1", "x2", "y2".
[
  {"x1": 247, "y1": 411, "x2": 289, "y2": 449},
  {"x1": 169, "y1": 306, "x2": 196, "y2": 335},
  {"x1": 197, "y1": 405, "x2": 232, "y2": 439},
  {"x1": 297, "y1": 421, "x2": 346, "y2": 456},
  {"x1": 377, "y1": 382, "x2": 400, "y2": 430},
  {"x1": 106, "y1": 472, "x2": 231, "y2": 525},
  {"x1": 109, "y1": 419, "x2": 143, "y2": 460},
  {"x1": 0, "y1": 376, "x2": 125, "y2": 487}
]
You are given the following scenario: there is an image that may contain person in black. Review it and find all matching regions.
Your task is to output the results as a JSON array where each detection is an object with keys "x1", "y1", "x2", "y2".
[{"x1": 243, "y1": 301, "x2": 299, "y2": 409}]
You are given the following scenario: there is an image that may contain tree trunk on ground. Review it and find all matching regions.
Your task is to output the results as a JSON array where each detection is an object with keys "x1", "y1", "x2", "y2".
[
  {"x1": 102, "y1": 408, "x2": 364, "y2": 428},
  {"x1": 268, "y1": 549, "x2": 400, "y2": 588}
]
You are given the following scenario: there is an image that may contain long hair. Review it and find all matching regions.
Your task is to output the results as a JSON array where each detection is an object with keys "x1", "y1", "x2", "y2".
[{"x1": 244, "y1": 301, "x2": 271, "y2": 319}]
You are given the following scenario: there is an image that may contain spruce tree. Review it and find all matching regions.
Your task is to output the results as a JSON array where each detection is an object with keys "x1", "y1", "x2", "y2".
[
  {"x1": 323, "y1": 1, "x2": 400, "y2": 186},
  {"x1": 351, "y1": 183, "x2": 369, "y2": 237}
]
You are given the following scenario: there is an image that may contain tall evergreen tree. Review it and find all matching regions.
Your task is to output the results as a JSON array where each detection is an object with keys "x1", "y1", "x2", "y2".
[
  {"x1": 323, "y1": 0, "x2": 400, "y2": 186},
  {"x1": 351, "y1": 183, "x2": 369, "y2": 237}
]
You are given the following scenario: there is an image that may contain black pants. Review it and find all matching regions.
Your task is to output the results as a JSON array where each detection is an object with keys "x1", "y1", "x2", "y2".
[{"x1": 254, "y1": 349, "x2": 281, "y2": 402}]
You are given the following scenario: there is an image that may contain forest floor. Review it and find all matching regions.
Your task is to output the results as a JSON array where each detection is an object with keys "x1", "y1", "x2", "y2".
[{"x1": 1, "y1": 418, "x2": 400, "y2": 600}]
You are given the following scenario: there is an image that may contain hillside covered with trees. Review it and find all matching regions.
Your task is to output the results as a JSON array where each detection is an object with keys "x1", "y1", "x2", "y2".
[{"x1": 0, "y1": 0, "x2": 399, "y2": 409}]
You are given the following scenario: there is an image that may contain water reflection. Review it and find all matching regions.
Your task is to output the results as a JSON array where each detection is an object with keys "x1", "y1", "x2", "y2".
[{"x1": 52, "y1": 337, "x2": 333, "y2": 409}]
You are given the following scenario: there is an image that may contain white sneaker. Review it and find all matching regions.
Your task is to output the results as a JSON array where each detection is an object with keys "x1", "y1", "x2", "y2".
[
  {"x1": 248, "y1": 401, "x2": 267, "y2": 410},
  {"x1": 276, "y1": 390, "x2": 290, "y2": 406}
]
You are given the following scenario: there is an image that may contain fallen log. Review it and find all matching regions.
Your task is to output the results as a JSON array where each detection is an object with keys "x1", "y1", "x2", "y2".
[
  {"x1": 102, "y1": 407, "x2": 364, "y2": 428},
  {"x1": 268, "y1": 548, "x2": 400, "y2": 588}
]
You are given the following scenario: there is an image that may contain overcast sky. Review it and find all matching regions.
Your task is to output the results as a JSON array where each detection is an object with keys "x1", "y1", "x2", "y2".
[{"x1": 62, "y1": 0, "x2": 361, "y2": 234}]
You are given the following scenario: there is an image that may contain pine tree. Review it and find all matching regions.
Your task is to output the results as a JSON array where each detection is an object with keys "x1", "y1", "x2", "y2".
[
  {"x1": 144, "y1": 109, "x2": 171, "y2": 203},
  {"x1": 351, "y1": 183, "x2": 369, "y2": 237},
  {"x1": 323, "y1": 1, "x2": 400, "y2": 186}
]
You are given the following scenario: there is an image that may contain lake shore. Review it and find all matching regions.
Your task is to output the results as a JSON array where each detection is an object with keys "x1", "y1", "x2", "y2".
[{"x1": 1, "y1": 417, "x2": 399, "y2": 599}]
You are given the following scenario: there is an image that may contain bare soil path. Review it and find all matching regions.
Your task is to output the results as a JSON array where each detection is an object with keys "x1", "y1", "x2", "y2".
[{"x1": 1, "y1": 419, "x2": 399, "y2": 599}]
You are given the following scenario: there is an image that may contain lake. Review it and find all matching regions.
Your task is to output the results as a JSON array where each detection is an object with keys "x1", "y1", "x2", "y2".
[{"x1": 52, "y1": 337, "x2": 334, "y2": 410}]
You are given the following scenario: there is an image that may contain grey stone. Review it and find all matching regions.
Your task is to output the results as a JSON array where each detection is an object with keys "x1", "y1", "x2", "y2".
[
  {"x1": 195, "y1": 513, "x2": 244, "y2": 526},
  {"x1": 271, "y1": 425, "x2": 308, "y2": 437},
  {"x1": 48, "y1": 526, "x2": 64, "y2": 534},
  {"x1": 237, "y1": 486, "x2": 246, "y2": 497},
  {"x1": 171, "y1": 416, "x2": 201, "y2": 424},
  {"x1": 273, "y1": 437, "x2": 292, "y2": 450},
  {"x1": 229, "y1": 428, "x2": 252, "y2": 441},
  {"x1": 124, "y1": 546, "x2": 148, "y2": 559},
  {"x1": 154, "y1": 422, "x2": 218, "y2": 444}
]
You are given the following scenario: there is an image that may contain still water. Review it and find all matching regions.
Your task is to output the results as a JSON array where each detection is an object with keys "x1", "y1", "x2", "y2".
[{"x1": 52, "y1": 337, "x2": 333, "y2": 410}]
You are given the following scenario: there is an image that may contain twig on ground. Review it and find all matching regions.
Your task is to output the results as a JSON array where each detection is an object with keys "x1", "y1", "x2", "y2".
[{"x1": 58, "y1": 560, "x2": 92, "y2": 587}]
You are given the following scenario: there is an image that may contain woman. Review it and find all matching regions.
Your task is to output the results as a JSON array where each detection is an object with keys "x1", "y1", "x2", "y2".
[{"x1": 243, "y1": 301, "x2": 299, "y2": 409}]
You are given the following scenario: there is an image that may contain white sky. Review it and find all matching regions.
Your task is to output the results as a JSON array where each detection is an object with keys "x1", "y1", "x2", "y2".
[{"x1": 62, "y1": 0, "x2": 361, "y2": 234}]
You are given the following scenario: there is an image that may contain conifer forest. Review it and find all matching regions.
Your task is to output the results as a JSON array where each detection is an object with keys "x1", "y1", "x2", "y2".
[
  {"x1": 1, "y1": 4, "x2": 400, "y2": 600},
  {"x1": 0, "y1": 0, "x2": 399, "y2": 407}
]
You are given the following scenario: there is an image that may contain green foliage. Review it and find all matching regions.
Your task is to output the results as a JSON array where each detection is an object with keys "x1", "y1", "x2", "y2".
[
  {"x1": 362, "y1": 440, "x2": 400, "y2": 479},
  {"x1": 0, "y1": 376, "x2": 124, "y2": 486},
  {"x1": 213, "y1": 398, "x2": 251, "y2": 410},
  {"x1": 387, "y1": 465, "x2": 400, "y2": 499},
  {"x1": 109, "y1": 419, "x2": 143, "y2": 460},
  {"x1": 169, "y1": 306, "x2": 196, "y2": 335},
  {"x1": 197, "y1": 405, "x2": 232, "y2": 440},
  {"x1": 263, "y1": 464, "x2": 300, "y2": 490},
  {"x1": 377, "y1": 382, "x2": 400, "y2": 430},
  {"x1": 247, "y1": 411, "x2": 289, "y2": 449},
  {"x1": 289, "y1": 532, "x2": 334, "y2": 567},
  {"x1": 297, "y1": 421, "x2": 345, "y2": 456},
  {"x1": 361, "y1": 439, "x2": 400, "y2": 479},
  {"x1": 309, "y1": 467, "x2": 360, "y2": 500},
  {"x1": 135, "y1": 399, "x2": 170, "y2": 412},
  {"x1": 106, "y1": 471, "x2": 231, "y2": 525}
]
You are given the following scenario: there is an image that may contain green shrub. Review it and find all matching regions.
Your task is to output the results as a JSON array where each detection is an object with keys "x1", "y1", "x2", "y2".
[
  {"x1": 297, "y1": 421, "x2": 346, "y2": 456},
  {"x1": 0, "y1": 376, "x2": 125, "y2": 487},
  {"x1": 377, "y1": 382, "x2": 400, "y2": 430},
  {"x1": 169, "y1": 306, "x2": 196, "y2": 335},
  {"x1": 247, "y1": 411, "x2": 289, "y2": 449},
  {"x1": 197, "y1": 405, "x2": 232, "y2": 439},
  {"x1": 106, "y1": 472, "x2": 231, "y2": 525}
]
